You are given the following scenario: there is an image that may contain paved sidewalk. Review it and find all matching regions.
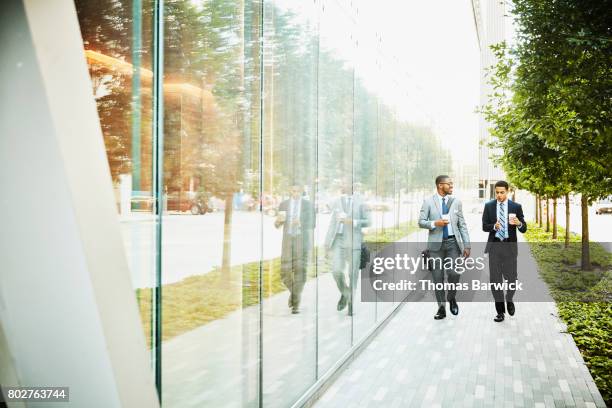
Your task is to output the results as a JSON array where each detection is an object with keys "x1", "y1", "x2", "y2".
[
  {"x1": 313, "y1": 302, "x2": 606, "y2": 408},
  {"x1": 313, "y1": 231, "x2": 607, "y2": 408},
  {"x1": 161, "y1": 225, "x2": 427, "y2": 407}
]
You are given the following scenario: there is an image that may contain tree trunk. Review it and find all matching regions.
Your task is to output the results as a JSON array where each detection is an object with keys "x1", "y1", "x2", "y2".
[
  {"x1": 552, "y1": 196, "x2": 558, "y2": 239},
  {"x1": 538, "y1": 196, "x2": 543, "y2": 228},
  {"x1": 564, "y1": 193, "x2": 570, "y2": 248},
  {"x1": 222, "y1": 193, "x2": 234, "y2": 274},
  {"x1": 580, "y1": 195, "x2": 591, "y2": 270},
  {"x1": 535, "y1": 194, "x2": 540, "y2": 224},
  {"x1": 545, "y1": 198, "x2": 550, "y2": 232}
]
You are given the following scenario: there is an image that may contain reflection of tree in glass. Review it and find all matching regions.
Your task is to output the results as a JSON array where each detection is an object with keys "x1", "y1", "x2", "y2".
[
  {"x1": 163, "y1": 0, "x2": 261, "y2": 273},
  {"x1": 263, "y1": 6, "x2": 318, "y2": 192},
  {"x1": 76, "y1": 0, "x2": 132, "y2": 183},
  {"x1": 75, "y1": 0, "x2": 155, "y2": 188}
]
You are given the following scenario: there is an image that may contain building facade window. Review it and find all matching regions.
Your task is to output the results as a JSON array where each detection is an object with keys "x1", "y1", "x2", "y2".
[{"x1": 74, "y1": 0, "x2": 451, "y2": 405}]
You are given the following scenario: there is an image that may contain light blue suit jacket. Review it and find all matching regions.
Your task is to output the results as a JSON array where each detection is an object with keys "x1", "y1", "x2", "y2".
[
  {"x1": 324, "y1": 195, "x2": 370, "y2": 250},
  {"x1": 418, "y1": 194, "x2": 470, "y2": 251}
]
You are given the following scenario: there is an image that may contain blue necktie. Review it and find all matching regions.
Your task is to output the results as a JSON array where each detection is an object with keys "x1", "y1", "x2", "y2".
[
  {"x1": 496, "y1": 202, "x2": 506, "y2": 240},
  {"x1": 442, "y1": 197, "x2": 449, "y2": 239}
]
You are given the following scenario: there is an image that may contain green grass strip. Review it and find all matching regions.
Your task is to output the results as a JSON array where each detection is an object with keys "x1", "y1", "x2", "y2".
[
  {"x1": 136, "y1": 221, "x2": 418, "y2": 342},
  {"x1": 525, "y1": 223, "x2": 611, "y2": 404}
]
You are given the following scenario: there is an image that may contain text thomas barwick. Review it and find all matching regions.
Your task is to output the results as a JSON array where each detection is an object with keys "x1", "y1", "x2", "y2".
[{"x1": 372, "y1": 280, "x2": 524, "y2": 291}]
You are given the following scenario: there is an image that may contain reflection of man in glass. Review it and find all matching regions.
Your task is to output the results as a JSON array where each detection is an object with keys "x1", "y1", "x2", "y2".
[
  {"x1": 274, "y1": 185, "x2": 315, "y2": 314},
  {"x1": 325, "y1": 180, "x2": 371, "y2": 316}
]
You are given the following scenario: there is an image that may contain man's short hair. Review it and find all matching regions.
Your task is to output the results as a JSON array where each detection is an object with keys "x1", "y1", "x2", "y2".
[
  {"x1": 495, "y1": 180, "x2": 509, "y2": 190},
  {"x1": 435, "y1": 175, "x2": 450, "y2": 186}
]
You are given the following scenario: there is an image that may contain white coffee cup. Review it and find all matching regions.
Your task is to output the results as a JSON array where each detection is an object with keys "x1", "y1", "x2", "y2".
[
  {"x1": 509, "y1": 213, "x2": 516, "y2": 223},
  {"x1": 338, "y1": 211, "x2": 347, "y2": 221},
  {"x1": 442, "y1": 214, "x2": 450, "y2": 222}
]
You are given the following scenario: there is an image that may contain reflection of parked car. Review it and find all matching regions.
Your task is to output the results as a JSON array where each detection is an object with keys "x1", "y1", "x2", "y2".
[
  {"x1": 233, "y1": 191, "x2": 256, "y2": 211},
  {"x1": 166, "y1": 191, "x2": 212, "y2": 215},
  {"x1": 261, "y1": 194, "x2": 278, "y2": 216},
  {"x1": 189, "y1": 192, "x2": 213, "y2": 215},
  {"x1": 369, "y1": 200, "x2": 391, "y2": 212},
  {"x1": 130, "y1": 194, "x2": 155, "y2": 212},
  {"x1": 595, "y1": 197, "x2": 612, "y2": 215},
  {"x1": 209, "y1": 196, "x2": 225, "y2": 211}
]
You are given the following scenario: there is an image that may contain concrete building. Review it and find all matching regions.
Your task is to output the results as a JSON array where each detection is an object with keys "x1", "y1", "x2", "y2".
[{"x1": 472, "y1": 0, "x2": 513, "y2": 200}]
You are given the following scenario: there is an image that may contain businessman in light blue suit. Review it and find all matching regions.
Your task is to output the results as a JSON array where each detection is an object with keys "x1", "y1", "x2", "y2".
[
  {"x1": 419, "y1": 175, "x2": 471, "y2": 320},
  {"x1": 325, "y1": 181, "x2": 371, "y2": 316}
]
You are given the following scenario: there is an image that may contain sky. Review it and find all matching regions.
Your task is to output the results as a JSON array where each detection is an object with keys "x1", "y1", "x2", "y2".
[
  {"x1": 355, "y1": 0, "x2": 482, "y2": 167},
  {"x1": 272, "y1": 0, "x2": 482, "y2": 168}
]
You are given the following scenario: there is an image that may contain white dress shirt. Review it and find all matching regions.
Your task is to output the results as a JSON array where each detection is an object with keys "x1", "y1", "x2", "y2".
[
  {"x1": 429, "y1": 194, "x2": 454, "y2": 236},
  {"x1": 336, "y1": 195, "x2": 352, "y2": 235}
]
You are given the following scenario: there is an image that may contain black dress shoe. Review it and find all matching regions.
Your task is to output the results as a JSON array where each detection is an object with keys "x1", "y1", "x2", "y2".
[
  {"x1": 337, "y1": 295, "x2": 347, "y2": 311},
  {"x1": 434, "y1": 306, "x2": 446, "y2": 320},
  {"x1": 494, "y1": 314, "x2": 505, "y2": 322},
  {"x1": 292, "y1": 307, "x2": 300, "y2": 314},
  {"x1": 449, "y1": 299, "x2": 459, "y2": 315},
  {"x1": 507, "y1": 302, "x2": 515, "y2": 316}
]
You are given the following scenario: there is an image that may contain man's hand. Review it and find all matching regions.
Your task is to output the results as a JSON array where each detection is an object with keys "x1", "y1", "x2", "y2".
[
  {"x1": 434, "y1": 219, "x2": 449, "y2": 227},
  {"x1": 494, "y1": 219, "x2": 501, "y2": 230},
  {"x1": 509, "y1": 217, "x2": 521, "y2": 226},
  {"x1": 342, "y1": 217, "x2": 353, "y2": 225},
  {"x1": 292, "y1": 219, "x2": 301, "y2": 227},
  {"x1": 463, "y1": 248, "x2": 471, "y2": 258}
]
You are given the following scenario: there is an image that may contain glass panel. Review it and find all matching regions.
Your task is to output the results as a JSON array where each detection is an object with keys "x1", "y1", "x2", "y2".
[
  {"x1": 74, "y1": 0, "x2": 458, "y2": 404},
  {"x1": 74, "y1": 0, "x2": 157, "y2": 360},
  {"x1": 261, "y1": 0, "x2": 319, "y2": 405},
  {"x1": 376, "y1": 101, "x2": 396, "y2": 318},
  {"x1": 160, "y1": 0, "x2": 261, "y2": 406},
  {"x1": 352, "y1": 30, "x2": 377, "y2": 342},
  {"x1": 316, "y1": 0, "x2": 356, "y2": 375}
]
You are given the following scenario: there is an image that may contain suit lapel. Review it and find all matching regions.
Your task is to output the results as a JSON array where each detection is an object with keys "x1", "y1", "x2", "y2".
[
  {"x1": 447, "y1": 197, "x2": 455, "y2": 210},
  {"x1": 508, "y1": 200, "x2": 515, "y2": 229},
  {"x1": 432, "y1": 194, "x2": 442, "y2": 217},
  {"x1": 435, "y1": 195, "x2": 453, "y2": 217}
]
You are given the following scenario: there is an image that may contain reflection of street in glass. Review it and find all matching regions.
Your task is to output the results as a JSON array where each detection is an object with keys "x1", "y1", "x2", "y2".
[{"x1": 121, "y1": 204, "x2": 418, "y2": 288}]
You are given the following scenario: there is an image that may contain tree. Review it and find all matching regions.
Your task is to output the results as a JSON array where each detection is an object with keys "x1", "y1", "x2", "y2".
[
  {"x1": 509, "y1": 0, "x2": 611, "y2": 269},
  {"x1": 481, "y1": 0, "x2": 611, "y2": 269}
]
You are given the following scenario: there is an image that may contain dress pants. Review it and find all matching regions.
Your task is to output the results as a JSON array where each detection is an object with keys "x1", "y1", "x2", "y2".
[
  {"x1": 280, "y1": 235, "x2": 308, "y2": 309},
  {"x1": 488, "y1": 242, "x2": 518, "y2": 314},
  {"x1": 330, "y1": 243, "x2": 361, "y2": 302},
  {"x1": 429, "y1": 237, "x2": 461, "y2": 307}
]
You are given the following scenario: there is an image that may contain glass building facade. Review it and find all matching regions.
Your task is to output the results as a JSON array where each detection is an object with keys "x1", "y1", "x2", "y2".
[{"x1": 72, "y1": 0, "x2": 451, "y2": 406}]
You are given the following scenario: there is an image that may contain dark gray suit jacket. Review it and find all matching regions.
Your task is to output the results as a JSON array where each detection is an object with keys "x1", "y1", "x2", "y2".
[
  {"x1": 482, "y1": 199, "x2": 527, "y2": 254},
  {"x1": 276, "y1": 198, "x2": 315, "y2": 256}
]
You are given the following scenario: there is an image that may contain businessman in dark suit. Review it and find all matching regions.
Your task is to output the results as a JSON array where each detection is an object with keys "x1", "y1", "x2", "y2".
[
  {"x1": 275, "y1": 185, "x2": 315, "y2": 314},
  {"x1": 482, "y1": 180, "x2": 527, "y2": 322}
]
